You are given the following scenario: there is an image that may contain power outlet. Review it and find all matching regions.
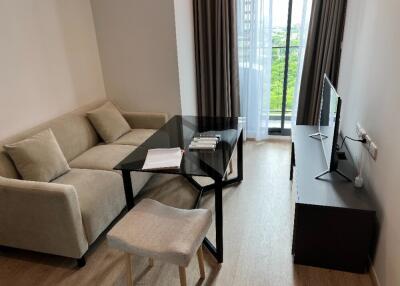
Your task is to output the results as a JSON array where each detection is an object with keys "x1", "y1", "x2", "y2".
[
  {"x1": 355, "y1": 123, "x2": 378, "y2": 160},
  {"x1": 356, "y1": 122, "x2": 367, "y2": 139},
  {"x1": 365, "y1": 134, "x2": 372, "y2": 145},
  {"x1": 369, "y1": 142, "x2": 378, "y2": 160}
]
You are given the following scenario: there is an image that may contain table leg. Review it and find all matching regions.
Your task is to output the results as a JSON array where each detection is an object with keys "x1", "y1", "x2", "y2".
[
  {"x1": 203, "y1": 176, "x2": 224, "y2": 263},
  {"x1": 215, "y1": 176, "x2": 223, "y2": 263},
  {"x1": 122, "y1": 170, "x2": 134, "y2": 210},
  {"x1": 290, "y1": 142, "x2": 295, "y2": 181},
  {"x1": 237, "y1": 130, "x2": 243, "y2": 182}
]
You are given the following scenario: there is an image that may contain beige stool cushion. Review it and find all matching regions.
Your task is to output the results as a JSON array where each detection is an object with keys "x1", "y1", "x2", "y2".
[{"x1": 107, "y1": 199, "x2": 212, "y2": 267}]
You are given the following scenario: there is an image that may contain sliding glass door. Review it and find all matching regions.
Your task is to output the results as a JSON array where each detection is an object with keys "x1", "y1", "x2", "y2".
[
  {"x1": 269, "y1": 0, "x2": 312, "y2": 135},
  {"x1": 237, "y1": 0, "x2": 312, "y2": 138}
]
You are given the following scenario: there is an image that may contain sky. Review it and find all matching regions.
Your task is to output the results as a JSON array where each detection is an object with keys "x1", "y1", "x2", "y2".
[{"x1": 272, "y1": 0, "x2": 312, "y2": 27}]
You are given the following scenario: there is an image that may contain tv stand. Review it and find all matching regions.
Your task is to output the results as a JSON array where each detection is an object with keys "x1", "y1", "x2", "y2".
[{"x1": 290, "y1": 125, "x2": 377, "y2": 273}]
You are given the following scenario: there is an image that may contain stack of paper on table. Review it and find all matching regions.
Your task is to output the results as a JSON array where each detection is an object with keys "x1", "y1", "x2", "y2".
[
  {"x1": 189, "y1": 135, "x2": 220, "y2": 150},
  {"x1": 142, "y1": 147, "x2": 183, "y2": 170}
]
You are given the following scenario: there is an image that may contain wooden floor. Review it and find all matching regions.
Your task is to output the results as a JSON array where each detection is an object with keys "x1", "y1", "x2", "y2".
[{"x1": 0, "y1": 139, "x2": 374, "y2": 286}]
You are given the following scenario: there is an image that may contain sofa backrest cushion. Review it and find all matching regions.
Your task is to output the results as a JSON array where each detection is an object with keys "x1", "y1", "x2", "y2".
[
  {"x1": 0, "y1": 100, "x2": 105, "y2": 179},
  {"x1": 87, "y1": 102, "x2": 131, "y2": 143},
  {"x1": 4, "y1": 129, "x2": 71, "y2": 182}
]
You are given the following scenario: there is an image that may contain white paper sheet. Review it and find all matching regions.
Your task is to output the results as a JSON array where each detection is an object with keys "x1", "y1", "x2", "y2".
[{"x1": 142, "y1": 147, "x2": 183, "y2": 170}]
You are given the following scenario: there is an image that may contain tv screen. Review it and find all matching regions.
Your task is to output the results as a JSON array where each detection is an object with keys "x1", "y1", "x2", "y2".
[{"x1": 318, "y1": 75, "x2": 341, "y2": 171}]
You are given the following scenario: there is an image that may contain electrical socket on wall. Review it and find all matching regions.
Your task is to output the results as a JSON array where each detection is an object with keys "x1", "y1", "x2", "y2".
[
  {"x1": 356, "y1": 122, "x2": 378, "y2": 160},
  {"x1": 356, "y1": 122, "x2": 367, "y2": 139}
]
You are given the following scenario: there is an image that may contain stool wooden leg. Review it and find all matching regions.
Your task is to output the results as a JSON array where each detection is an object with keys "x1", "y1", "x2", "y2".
[
  {"x1": 148, "y1": 258, "x2": 154, "y2": 267},
  {"x1": 126, "y1": 253, "x2": 134, "y2": 286},
  {"x1": 178, "y1": 266, "x2": 187, "y2": 286},
  {"x1": 197, "y1": 247, "x2": 205, "y2": 278}
]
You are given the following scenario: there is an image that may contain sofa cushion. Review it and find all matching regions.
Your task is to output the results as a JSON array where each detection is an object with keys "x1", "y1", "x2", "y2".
[
  {"x1": 51, "y1": 114, "x2": 100, "y2": 162},
  {"x1": 4, "y1": 129, "x2": 70, "y2": 182},
  {"x1": 52, "y1": 169, "x2": 125, "y2": 244},
  {"x1": 69, "y1": 144, "x2": 135, "y2": 171},
  {"x1": 87, "y1": 102, "x2": 131, "y2": 143},
  {"x1": 0, "y1": 101, "x2": 103, "y2": 179},
  {"x1": 112, "y1": 129, "x2": 156, "y2": 146},
  {"x1": 69, "y1": 144, "x2": 153, "y2": 192}
]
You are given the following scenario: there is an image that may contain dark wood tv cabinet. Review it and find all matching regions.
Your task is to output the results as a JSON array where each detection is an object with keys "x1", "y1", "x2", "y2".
[{"x1": 290, "y1": 125, "x2": 377, "y2": 273}]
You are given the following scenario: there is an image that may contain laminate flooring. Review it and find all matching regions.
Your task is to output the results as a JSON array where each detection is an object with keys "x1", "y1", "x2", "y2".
[{"x1": 0, "y1": 139, "x2": 374, "y2": 286}]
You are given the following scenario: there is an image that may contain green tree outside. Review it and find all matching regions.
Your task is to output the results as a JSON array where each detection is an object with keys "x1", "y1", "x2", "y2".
[{"x1": 269, "y1": 26, "x2": 301, "y2": 118}]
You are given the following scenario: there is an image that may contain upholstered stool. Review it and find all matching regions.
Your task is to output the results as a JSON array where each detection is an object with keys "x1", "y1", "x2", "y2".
[{"x1": 107, "y1": 199, "x2": 212, "y2": 286}]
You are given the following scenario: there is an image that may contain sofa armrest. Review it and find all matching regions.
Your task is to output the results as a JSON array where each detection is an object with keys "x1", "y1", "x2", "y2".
[
  {"x1": 122, "y1": 111, "x2": 168, "y2": 129},
  {"x1": 0, "y1": 177, "x2": 88, "y2": 258}
]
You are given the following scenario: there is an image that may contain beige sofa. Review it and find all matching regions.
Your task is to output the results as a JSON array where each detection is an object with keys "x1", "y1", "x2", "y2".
[{"x1": 0, "y1": 100, "x2": 167, "y2": 265}]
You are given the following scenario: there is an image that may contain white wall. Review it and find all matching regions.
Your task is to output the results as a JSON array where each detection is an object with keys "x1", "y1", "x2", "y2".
[
  {"x1": 338, "y1": 0, "x2": 400, "y2": 285},
  {"x1": 0, "y1": 0, "x2": 106, "y2": 140},
  {"x1": 174, "y1": 0, "x2": 198, "y2": 116},
  {"x1": 90, "y1": 0, "x2": 183, "y2": 117}
]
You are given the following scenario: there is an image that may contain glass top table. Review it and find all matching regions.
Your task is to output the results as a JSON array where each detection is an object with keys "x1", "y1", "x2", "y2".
[
  {"x1": 114, "y1": 115, "x2": 244, "y2": 263},
  {"x1": 115, "y1": 115, "x2": 241, "y2": 178}
]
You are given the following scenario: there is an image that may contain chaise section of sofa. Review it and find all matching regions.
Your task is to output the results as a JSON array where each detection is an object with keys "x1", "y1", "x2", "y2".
[
  {"x1": 0, "y1": 176, "x2": 88, "y2": 259},
  {"x1": 0, "y1": 100, "x2": 168, "y2": 264},
  {"x1": 68, "y1": 144, "x2": 151, "y2": 196},
  {"x1": 52, "y1": 169, "x2": 125, "y2": 245}
]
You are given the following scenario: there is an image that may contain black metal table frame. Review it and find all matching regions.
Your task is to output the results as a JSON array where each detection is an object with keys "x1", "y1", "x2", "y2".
[{"x1": 120, "y1": 130, "x2": 243, "y2": 263}]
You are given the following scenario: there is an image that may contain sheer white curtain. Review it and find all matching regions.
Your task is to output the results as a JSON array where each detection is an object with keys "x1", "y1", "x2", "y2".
[
  {"x1": 291, "y1": 0, "x2": 312, "y2": 127},
  {"x1": 237, "y1": 0, "x2": 272, "y2": 140}
]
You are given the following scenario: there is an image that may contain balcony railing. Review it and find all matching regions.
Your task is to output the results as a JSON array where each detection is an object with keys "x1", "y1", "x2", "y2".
[{"x1": 238, "y1": 43, "x2": 303, "y2": 132}]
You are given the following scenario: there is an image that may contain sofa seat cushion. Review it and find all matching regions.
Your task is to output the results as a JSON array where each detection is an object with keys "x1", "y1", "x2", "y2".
[
  {"x1": 69, "y1": 144, "x2": 153, "y2": 194},
  {"x1": 52, "y1": 169, "x2": 125, "y2": 244},
  {"x1": 112, "y1": 129, "x2": 156, "y2": 146},
  {"x1": 69, "y1": 144, "x2": 135, "y2": 171}
]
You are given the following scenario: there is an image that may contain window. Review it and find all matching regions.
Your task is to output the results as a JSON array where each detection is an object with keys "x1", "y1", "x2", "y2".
[
  {"x1": 237, "y1": 0, "x2": 312, "y2": 139},
  {"x1": 269, "y1": 0, "x2": 312, "y2": 135}
]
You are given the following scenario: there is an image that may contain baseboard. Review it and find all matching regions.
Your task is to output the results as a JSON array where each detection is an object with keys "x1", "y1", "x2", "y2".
[{"x1": 369, "y1": 264, "x2": 381, "y2": 286}]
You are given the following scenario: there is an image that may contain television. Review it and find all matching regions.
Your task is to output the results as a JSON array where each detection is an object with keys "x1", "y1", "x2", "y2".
[{"x1": 310, "y1": 74, "x2": 351, "y2": 181}]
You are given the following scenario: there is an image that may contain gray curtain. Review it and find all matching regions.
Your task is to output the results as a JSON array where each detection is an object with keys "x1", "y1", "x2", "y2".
[
  {"x1": 296, "y1": 0, "x2": 347, "y2": 125},
  {"x1": 193, "y1": 0, "x2": 240, "y2": 117}
]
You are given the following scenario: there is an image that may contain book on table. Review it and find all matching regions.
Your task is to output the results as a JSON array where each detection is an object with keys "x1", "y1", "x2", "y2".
[{"x1": 142, "y1": 147, "x2": 183, "y2": 170}]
